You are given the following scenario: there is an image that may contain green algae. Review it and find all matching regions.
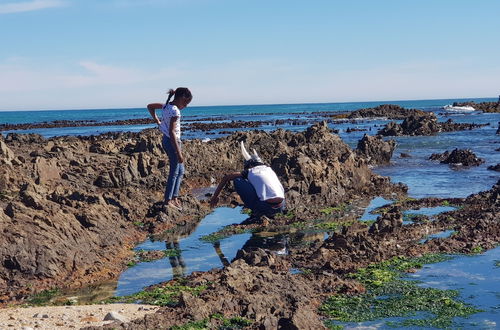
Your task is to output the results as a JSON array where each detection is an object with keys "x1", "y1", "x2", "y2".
[
  {"x1": 132, "y1": 221, "x2": 145, "y2": 228},
  {"x1": 200, "y1": 225, "x2": 249, "y2": 243},
  {"x1": 171, "y1": 314, "x2": 252, "y2": 329},
  {"x1": 164, "y1": 248, "x2": 182, "y2": 257},
  {"x1": 320, "y1": 204, "x2": 347, "y2": 215},
  {"x1": 320, "y1": 254, "x2": 482, "y2": 328},
  {"x1": 471, "y1": 246, "x2": 484, "y2": 254},
  {"x1": 25, "y1": 288, "x2": 60, "y2": 306},
  {"x1": 104, "y1": 282, "x2": 207, "y2": 307}
]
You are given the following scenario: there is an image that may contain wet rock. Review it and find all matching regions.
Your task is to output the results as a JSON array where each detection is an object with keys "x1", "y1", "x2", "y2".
[
  {"x1": 347, "y1": 104, "x2": 427, "y2": 119},
  {"x1": 487, "y1": 164, "x2": 500, "y2": 172},
  {"x1": 235, "y1": 248, "x2": 277, "y2": 267},
  {"x1": 378, "y1": 113, "x2": 439, "y2": 136},
  {"x1": 429, "y1": 148, "x2": 485, "y2": 166},
  {"x1": 452, "y1": 101, "x2": 500, "y2": 113},
  {"x1": 355, "y1": 134, "x2": 396, "y2": 165},
  {"x1": 378, "y1": 113, "x2": 486, "y2": 136},
  {"x1": 369, "y1": 206, "x2": 403, "y2": 234},
  {"x1": 5, "y1": 133, "x2": 45, "y2": 144}
]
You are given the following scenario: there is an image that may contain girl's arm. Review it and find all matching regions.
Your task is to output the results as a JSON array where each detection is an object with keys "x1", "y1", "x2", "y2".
[
  {"x1": 169, "y1": 116, "x2": 183, "y2": 163},
  {"x1": 209, "y1": 172, "x2": 242, "y2": 208},
  {"x1": 147, "y1": 103, "x2": 163, "y2": 125}
]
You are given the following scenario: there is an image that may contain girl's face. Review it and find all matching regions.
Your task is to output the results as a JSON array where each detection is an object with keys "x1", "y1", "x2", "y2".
[{"x1": 177, "y1": 96, "x2": 192, "y2": 110}]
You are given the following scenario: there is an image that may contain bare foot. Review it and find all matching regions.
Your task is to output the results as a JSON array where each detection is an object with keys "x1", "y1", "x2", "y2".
[
  {"x1": 172, "y1": 198, "x2": 183, "y2": 210},
  {"x1": 163, "y1": 200, "x2": 181, "y2": 211}
]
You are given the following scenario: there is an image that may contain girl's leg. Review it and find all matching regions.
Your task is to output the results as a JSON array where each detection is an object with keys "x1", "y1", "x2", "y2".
[
  {"x1": 172, "y1": 162, "x2": 185, "y2": 199},
  {"x1": 233, "y1": 177, "x2": 259, "y2": 211},
  {"x1": 162, "y1": 135, "x2": 179, "y2": 203}
]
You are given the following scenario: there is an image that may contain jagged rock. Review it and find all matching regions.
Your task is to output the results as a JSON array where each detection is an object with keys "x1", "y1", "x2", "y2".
[
  {"x1": 487, "y1": 164, "x2": 500, "y2": 172},
  {"x1": 429, "y1": 148, "x2": 485, "y2": 166},
  {"x1": 0, "y1": 140, "x2": 15, "y2": 165},
  {"x1": 5, "y1": 133, "x2": 45, "y2": 143},
  {"x1": 369, "y1": 206, "x2": 403, "y2": 234},
  {"x1": 378, "y1": 113, "x2": 486, "y2": 136},
  {"x1": 33, "y1": 157, "x2": 60, "y2": 184},
  {"x1": 355, "y1": 134, "x2": 396, "y2": 165},
  {"x1": 347, "y1": 104, "x2": 427, "y2": 119},
  {"x1": 452, "y1": 101, "x2": 500, "y2": 113}
]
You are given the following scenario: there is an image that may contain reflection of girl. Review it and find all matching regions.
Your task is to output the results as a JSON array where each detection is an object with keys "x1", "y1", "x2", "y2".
[
  {"x1": 147, "y1": 88, "x2": 192, "y2": 211},
  {"x1": 166, "y1": 239, "x2": 186, "y2": 279}
]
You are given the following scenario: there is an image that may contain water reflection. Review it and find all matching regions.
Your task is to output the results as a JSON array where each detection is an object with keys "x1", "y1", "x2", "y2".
[{"x1": 116, "y1": 207, "x2": 249, "y2": 296}]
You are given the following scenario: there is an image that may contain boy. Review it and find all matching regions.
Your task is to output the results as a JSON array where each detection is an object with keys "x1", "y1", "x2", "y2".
[{"x1": 209, "y1": 142, "x2": 286, "y2": 217}]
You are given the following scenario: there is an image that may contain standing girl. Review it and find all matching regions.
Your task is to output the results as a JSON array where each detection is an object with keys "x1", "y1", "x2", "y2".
[{"x1": 147, "y1": 87, "x2": 192, "y2": 210}]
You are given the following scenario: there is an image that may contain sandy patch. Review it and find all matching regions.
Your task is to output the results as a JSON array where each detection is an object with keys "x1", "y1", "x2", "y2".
[{"x1": 0, "y1": 303, "x2": 159, "y2": 329}]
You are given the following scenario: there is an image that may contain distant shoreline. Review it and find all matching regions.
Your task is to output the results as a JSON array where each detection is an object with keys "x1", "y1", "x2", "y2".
[{"x1": 0, "y1": 96, "x2": 497, "y2": 113}]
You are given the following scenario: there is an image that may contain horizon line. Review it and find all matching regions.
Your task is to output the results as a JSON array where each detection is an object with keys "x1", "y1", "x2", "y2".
[{"x1": 0, "y1": 95, "x2": 497, "y2": 112}]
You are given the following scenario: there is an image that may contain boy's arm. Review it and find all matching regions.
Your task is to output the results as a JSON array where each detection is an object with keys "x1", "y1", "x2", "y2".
[
  {"x1": 209, "y1": 172, "x2": 242, "y2": 208},
  {"x1": 147, "y1": 103, "x2": 163, "y2": 125}
]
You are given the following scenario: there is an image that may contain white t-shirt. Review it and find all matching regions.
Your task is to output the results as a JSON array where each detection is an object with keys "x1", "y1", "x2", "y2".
[
  {"x1": 246, "y1": 165, "x2": 285, "y2": 201},
  {"x1": 159, "y1": 104, "x2": 181, "y2": 140}
]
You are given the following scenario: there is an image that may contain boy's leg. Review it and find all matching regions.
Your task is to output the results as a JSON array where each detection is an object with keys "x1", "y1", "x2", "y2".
[{"x1": 233, "y1": 178, "x2": 259, "y2": 211}]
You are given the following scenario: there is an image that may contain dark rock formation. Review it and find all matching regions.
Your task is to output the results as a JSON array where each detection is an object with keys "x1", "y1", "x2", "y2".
[
  {"x1": 347, "y1": 104, "x2": 427, "y2": 119},
  {"x1": 452, "y1": 101, "x2": 500, "y2": 113},
  {"x1": 369, "y1": 206, "x2": 403, "y2": 234},
  {"x1": 378, "y1": 113, "x2": 487, "y2": 136},
  {"x1": 355, "y1": 134, "x2": 396, "y2": 166},
  {"x1": 487, "y1": 164, "x2": 500, "y2": 172},
  {"x1": 429, "y1": 148, "x2": 485, "y2": 166}
]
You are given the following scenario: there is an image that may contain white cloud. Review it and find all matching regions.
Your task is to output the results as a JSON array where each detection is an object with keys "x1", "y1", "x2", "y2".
[{"x1": 0, "y1": 0, "x2": 66, "y2": 14}]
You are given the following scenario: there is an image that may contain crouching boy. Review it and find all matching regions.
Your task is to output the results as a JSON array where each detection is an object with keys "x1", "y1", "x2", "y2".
[{"x1": 209, "y1": 142, "x2": 286, "y2": 218}]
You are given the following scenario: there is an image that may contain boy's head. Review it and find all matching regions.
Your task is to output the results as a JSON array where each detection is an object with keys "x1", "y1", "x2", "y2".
[{"x1": 240, "y1": 141, "x2": 264, "y2": 169}]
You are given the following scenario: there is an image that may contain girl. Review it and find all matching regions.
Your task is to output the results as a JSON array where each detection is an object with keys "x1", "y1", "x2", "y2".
[{"x1": 147, "y1": 87, "x2": 192, "y2": 211}]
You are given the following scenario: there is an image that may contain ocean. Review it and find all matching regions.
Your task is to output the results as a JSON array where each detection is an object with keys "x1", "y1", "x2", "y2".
[{"x1": 1, "y1": 97, "x2": 499, "y2": 199}]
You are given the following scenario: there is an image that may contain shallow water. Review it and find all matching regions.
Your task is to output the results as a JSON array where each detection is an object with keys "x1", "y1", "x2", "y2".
[
  {"x1": 335, "y1": 247, "x2": 500, "y2": 329},
  {"x1": 116, "y1": 207, "x2": 250, "y2": 296}
]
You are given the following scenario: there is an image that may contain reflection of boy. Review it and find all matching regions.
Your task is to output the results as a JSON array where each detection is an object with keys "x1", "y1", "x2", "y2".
[{"x1": 209, "y1": 142, "x2": 286, "y2": 217}]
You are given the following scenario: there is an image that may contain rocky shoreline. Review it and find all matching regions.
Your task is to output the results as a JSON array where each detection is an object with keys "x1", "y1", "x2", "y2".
[{"x1": 1, "y1": 106, "x2": 499, "y2": 328}]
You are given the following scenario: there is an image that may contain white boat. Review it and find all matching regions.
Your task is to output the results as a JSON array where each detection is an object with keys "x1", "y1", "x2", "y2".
[{"x1": 443, "y1": 104, "x2": 476, "y2": 112}]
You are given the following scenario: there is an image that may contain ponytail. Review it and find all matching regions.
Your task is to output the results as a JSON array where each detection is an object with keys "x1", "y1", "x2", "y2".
[{"x1": 165, "y1": 88, "x2": 175, "y2": 105}]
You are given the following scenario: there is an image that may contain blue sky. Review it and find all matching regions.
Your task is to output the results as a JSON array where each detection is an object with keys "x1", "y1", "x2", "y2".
[{"x1": 0, "y1": 0, "x2": 499, "y2": 110}]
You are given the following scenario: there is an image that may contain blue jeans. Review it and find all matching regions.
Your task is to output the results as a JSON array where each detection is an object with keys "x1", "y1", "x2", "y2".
[
  {"x1": 233, "y1": 177, "x2": 285, "y2": 217},
  {"x1": 162, "y1": 135, "x2": 185, "y2": 202}
]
